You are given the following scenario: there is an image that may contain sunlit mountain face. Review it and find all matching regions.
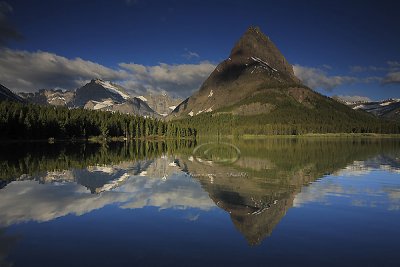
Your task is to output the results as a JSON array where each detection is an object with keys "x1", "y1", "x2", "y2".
[{"x1": 0, "y1": 138, "x2": 400, "y2": 267}]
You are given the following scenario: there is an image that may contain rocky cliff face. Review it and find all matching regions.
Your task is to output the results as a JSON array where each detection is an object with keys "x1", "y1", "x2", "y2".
[
  {"x1": 84, "y1": 97, "x2": 157, "y2": 117},
  {"x1": 140, "y1": 92, "x2": 182, "y2": 116},
  {"x1": 20, "y1": 89, "x2": 74, "y2": 106},
  {"x1": 74, "y1": 79, "x2": 130, "y2": 107}
]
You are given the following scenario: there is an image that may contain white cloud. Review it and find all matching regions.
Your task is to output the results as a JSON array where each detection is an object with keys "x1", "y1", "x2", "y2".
[
  {"x1": 293, "y1": 64, "x2": 357, "y2": 91},
  {"x1": 182, "y1": 49, "x2": 200, "y2": 60},
  {"x1": 119, "y1": 61, "x2": 215, "y2": 97},
  {"x1": 0, "y1": 48, "x2": 128, "y2": 92},
  {"x1": 334, "y1": 95, "x2": 372, "y2": 103},
  {"x1": 0, "y1": 48, "x2": 215, "y2": 97},
  {"x1": 387, "y1": 61, "x2": 400, "y2": 68},
  {"x1": 322, "y1": 64, "x2": 332, "y2": 70},
  {"x1": 383, "y1": 71, "x2": 400, "y2": 84},
  {"x1": 349, "y1": 62, "x2": 400, "y2": 84},
  {"x1": 350, "y1": 65, "x2": 387, "y2": 73}
]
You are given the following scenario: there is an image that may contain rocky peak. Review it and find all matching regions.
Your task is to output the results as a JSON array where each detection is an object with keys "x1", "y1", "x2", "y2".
[
  {"x1": 170, "y1": 26, "x2": 304, "y2": 118},
  {"x1": 230, "y1": 26, "x2": 296, "y2": 78}
]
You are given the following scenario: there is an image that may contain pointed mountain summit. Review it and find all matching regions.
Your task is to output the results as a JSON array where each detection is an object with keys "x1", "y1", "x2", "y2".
[
  {"x1": 74, "y1": 79, "x2": 131, "y2": 107},
  {"x1": 229, "y1": 26, "x2": 297, "y2": 80},
  {"x1": 171, "y1": 26, "x2": 304, "y2": 118},
  {"x1": 71, "y1": 79, "x2": 158, "y2": 117}
]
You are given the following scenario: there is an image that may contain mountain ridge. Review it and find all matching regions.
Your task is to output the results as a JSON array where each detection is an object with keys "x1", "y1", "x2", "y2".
[
  {"x1": 334, "y1": 97, "x2": 400, "y2": 121},
  {"x1": 17, "y1": 79, "x2": 181, "y2": 118},
  {"x1": 0, "y1": 84, "x2": 24, "y2": 103}
]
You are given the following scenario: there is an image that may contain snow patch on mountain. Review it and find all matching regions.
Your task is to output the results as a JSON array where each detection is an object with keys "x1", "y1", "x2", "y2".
[
  {"x1": 340, "y1": 98, "x2": 400, "y2": 119},
  {"x1": 251, "y1": 56, "x2": 277, "y2": 72},
  {"x1": 95, "y1": 80, "x2": 130, "y2": 100},
  {"x1": 92, "y1": 99, "x2": 114, "y2": 110},
  {"x1": 137, "y1": 96, "x2": 147, "y2": 102}
]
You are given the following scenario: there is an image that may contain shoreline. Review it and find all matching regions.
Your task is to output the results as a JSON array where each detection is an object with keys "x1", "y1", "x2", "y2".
[
  {"x1": 0, "y1": 136, "x2": 196, "y2": 144},
  {"x1": 1, "y1": 133, "x2": 400, "y2": 143},
  {"x1": 240, "y1": 133, "x2": 400, "y2": 139}
]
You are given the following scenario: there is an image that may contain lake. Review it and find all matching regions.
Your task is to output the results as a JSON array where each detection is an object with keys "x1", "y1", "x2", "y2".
[{"x1": 0, "y1": 138, "x2": 399, "y2": 267}]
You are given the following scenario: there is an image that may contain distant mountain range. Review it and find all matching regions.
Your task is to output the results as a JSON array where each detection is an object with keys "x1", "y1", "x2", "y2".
[
  {"x1": 14, "y1": 79, "x2": 181, "y2": 117},
  {"x1": 334, "y1": 97, "x2": 400, "y2": 121}
]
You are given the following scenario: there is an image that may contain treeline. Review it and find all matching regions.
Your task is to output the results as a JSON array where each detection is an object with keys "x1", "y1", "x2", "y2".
[
  {"x1": 0, "y1": 101, "x2": 197, "y2": 140},
  {"x1": 176, "y1": 105, "x2": 400, "y2": 136},
  {"x1": 175, "y1": 87, "x2": 400, "y2": 136},
  {"x1": 231, "y1": 138, "x2": 400, "y2": 179},
  {"x1": 0, "y1": 139, "x2": 196, "y2": 182}
]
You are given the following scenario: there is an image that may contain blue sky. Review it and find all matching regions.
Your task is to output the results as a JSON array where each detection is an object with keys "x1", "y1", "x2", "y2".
[{"x1": 1, "y1": 0, "x2": 399, "y2": 100}]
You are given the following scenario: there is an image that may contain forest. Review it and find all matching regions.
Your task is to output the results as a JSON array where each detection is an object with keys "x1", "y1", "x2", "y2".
[
  {"x1": 176, "y1": 106, "x2": 400, "y2": 136},
  {"x1": 0, "y1": 101, "x2": 197, "y2": 140},
  {"x1": 1, "y1": 97, "x2": 400, "y2": 141}
]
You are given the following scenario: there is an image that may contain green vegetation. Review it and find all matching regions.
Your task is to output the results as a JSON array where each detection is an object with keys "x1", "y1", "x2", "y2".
[
  {"x1": 185, "y1": 137, "x2": 400, "y2": 189},
  {"x1": 0, "y1": 139, "x2": 196, "y2": 181},
  {"x1": 176, "y1": 89, "x2": 400, "y2": 136},
  {"x1": 0, "y1": 101, "x2": 196, "y2": 140}
]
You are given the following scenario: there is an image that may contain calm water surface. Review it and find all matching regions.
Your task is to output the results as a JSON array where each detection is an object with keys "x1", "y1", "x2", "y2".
[{"x1": 0, "y1": 138, "x2": 399, "y2": 267}]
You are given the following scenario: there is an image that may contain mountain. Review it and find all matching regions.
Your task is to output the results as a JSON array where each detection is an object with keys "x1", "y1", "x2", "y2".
[
  {"x1": 19, "y1": 79, "x2": 159, "y2": 117},
  {"x1": 0, "y1": 84, "x2": 24, "y2": 102},
  {"x1": 74, "y1": 79, "x2": 130, "y2": 106},
  {"x1": 19, "y1": 89, "x2": 74, "y2": 107},
  {"x1": 84, "y1": 97, "x2": 156, "y2": 117},
  {"x1": 20, "y1": 80, "x2": 180, "y2": 117},
  {"x1": 138, "y1": 92, "x2": 182, "y2": 116},
  {"x1": 73, "y1": 79, "x2": 186, "y2": 117},
  {"x1": 336, "y1": 97, "x2": 400, "y2": 121},
  {"x1": 169, "y1": 26, "x2": 396, "y2": 134},
  {"x1": 74, "y1": 79, "x2": 159, "y2": 117},
  {"x1": 75, "y1": 79, "x2": 159, "y2": 117},
  {"x1": 170, "y1": 26, "x2": 301, "y2": 117}
]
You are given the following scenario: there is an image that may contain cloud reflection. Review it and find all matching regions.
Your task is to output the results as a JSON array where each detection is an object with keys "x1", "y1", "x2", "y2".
[
  {"x1": 294, "y1": 158, "x2": 400, "y2": 210},
  {"x1": 0, "y1": 158, "x2": 215, "y2": 227}
]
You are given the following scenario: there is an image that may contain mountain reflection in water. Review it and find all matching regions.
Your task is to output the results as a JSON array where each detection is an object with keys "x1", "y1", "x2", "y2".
[{"x1": 0, "y1": 138, "x2": 399, "y2": 266}]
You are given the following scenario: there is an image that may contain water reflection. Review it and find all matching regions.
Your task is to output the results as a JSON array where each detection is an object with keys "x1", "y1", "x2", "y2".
[
  {"x1": 0, "y1": 229, "x2": 19, "y2": 267},
  {"x1": 179, "y1": 138, "x2": 400, "y2": 245},
  {"x1": 0, "y1": 138, "x2": 399, "y2": 247},
  {"x1": 294, "y1": 154, "x2": 400, "y2": 210},
  {"x1": 0, "y1": 157, "x2": 214, "y2": 226}
]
